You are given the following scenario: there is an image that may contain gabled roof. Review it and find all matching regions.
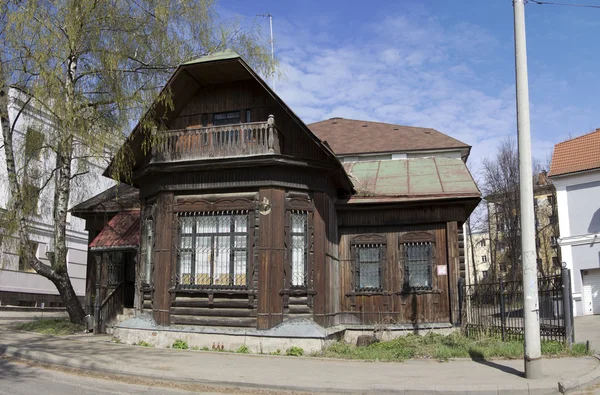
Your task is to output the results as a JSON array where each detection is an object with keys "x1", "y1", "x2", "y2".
[
  {"x1": 106, "y1": 50, "x2": 353, "y2": 192},
  {"x1": 70, "y1": 184, "x2": 139, "y2": 216},
  {"x1": 549, "y1": 129, "x2": 600, "y2": 177},
  {"x1": 342, "y1": 157, "x2": 480, "y2": 204},
  {"x1": 89, "y1": 210, "x2": 140, "y2": 251},
  {"x1": 308, "y1": 118, "x2": 470, "y2": 157}
]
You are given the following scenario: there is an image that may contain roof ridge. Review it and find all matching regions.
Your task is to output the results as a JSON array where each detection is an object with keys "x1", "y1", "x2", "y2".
[{"x1": 555, "y1": 128, "x2": 600, "y2": 146}]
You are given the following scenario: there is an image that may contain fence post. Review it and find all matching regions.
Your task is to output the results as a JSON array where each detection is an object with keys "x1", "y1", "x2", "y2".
[
  {"x1": 562, "y1": 267, "x2": 574, "y2": 346},
  {"x1": 458, "y1": 277, "x2": 464, "y2": 326},
  {"x1": 499, "y1": 278, "x2": 506, "y2": 341}
]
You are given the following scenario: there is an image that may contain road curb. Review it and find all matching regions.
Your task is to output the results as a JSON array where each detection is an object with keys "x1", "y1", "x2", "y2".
[
  {"x1": 0, "y1": 343, "x2": 592, "y2": 395},
  {"x1": 558, "y1": 354, "x2": 600, "y2": 394}
]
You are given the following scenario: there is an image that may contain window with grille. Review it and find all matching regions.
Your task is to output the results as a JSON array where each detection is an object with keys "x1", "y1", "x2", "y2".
[
  {"x1": 144, "y1": 219, "x2": 154, "y2": 284},
  {"x1": 355, "y1": 244, "x2": 383, "y2": 291},
  {"x1": 213, "y1": 111, "x2": 241, "y2": 126},
  {"x1": 177, "y1": 211, "x2": 248, "y2": 288},
  {"x1": 404, "y1": 242, "x2": 433, "y2": 290},
  {"x1": 290, "y1": 211, "x2": 307, "y2": 287}
]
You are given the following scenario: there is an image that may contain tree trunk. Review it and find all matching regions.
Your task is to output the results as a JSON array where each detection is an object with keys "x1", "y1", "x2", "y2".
[{"x1": 1, "y1": 58, "x2": 86, "y2": 325}]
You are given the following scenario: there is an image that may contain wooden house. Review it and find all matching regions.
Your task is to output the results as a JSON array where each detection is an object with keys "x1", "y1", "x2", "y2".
[{"x1": 72, "y1": 50, "x2": 480, "y2": 334}]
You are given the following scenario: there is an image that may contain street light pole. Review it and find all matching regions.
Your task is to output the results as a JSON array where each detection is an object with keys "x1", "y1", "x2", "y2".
[{"x1": 513, "y1": 0, "x2": 542, "y2": 379}]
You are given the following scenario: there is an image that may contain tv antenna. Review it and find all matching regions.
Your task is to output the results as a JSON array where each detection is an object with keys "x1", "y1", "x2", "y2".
[{"x1": 257, "y1": 13, "x2": 275, "y2": 89}]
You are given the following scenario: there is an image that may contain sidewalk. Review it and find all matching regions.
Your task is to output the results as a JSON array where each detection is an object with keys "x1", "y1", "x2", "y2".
[{"x1": 1, "y1": 328, "x2": 599, "y2": 395}]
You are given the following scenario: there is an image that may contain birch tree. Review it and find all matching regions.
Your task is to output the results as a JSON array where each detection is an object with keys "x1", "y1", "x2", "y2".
[{"x1": 1, "y1": 0, "x2": 274, "y2": 324}]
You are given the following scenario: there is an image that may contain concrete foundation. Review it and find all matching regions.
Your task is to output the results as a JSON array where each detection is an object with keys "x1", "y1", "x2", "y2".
[{"x1": 112, "y1": 315, "x2": 457, "y2": 353}]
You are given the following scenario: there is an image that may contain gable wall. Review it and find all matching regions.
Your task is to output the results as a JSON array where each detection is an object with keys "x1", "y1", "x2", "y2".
[{"x1": 169, "y1": 79, "x2": 329, "y2": 162}]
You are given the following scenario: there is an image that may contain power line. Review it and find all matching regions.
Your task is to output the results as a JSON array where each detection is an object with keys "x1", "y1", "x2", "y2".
[{"x1": 529, "y1": 0, "x2": 600, "y2": 9}]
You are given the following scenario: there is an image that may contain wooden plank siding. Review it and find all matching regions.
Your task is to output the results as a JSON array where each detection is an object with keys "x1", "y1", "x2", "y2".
[
  {"x1": 152, "y1": 192, "x2": 174, "y2": 325},
  {"x1": 335, "y1": 223, "x2": 452, "y2": 325},
  {"x1": 167, "y1": 80, "x2": 329, "y2": 163}
]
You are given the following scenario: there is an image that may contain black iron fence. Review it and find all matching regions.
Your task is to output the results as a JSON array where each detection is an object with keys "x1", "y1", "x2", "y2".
[{"x1": 462, "y1": 268, "x2": 574, "y2": 343}]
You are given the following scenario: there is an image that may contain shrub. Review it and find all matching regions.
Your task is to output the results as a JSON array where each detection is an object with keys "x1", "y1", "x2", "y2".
[
  {"x1": 172, "y1": 339, "x2": 189, "y2": 350},
  {"x1": 286, "y1": 346, "x2": 304, "y2": 356},
  {"x1": 135, "y1": 341, "x2": 152, "y2": 347},
  {"x1": 269, "y1": 349, "x2": 281, "y2": 355},
  {"x1": 236, "y1": 345, "x2": 250, "y2": 354}
]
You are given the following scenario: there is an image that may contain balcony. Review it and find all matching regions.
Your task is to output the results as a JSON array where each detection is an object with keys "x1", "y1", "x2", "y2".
[{"x1": 151, "y1": 115, "x2": 281, "y2": 163}]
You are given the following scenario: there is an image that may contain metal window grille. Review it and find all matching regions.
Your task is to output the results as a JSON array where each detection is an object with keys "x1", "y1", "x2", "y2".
[
  {"x1": 107, "y1": 252, "x2": 124, "y2": 287},
  {"x1": 405, "y1": 242, "x2": 432, "y2": 290},
  {"x1": 177, "y1": 211, "x2": 248, "y2": 288},
  {"x1": 355, "y1": 244, "x2": 382, "y2": 291},
  {"x1": 290, "y1": 211, "x2": 307, "y2": 287}
]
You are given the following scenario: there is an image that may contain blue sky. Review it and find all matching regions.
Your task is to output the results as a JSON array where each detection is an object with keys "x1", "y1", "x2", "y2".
[{"x1": 221, "y1": 0, "x2": 600, "y2": 175}]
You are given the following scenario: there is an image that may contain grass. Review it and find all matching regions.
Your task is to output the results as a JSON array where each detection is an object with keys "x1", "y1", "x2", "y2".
[
  {"x1": 15, "y1": 319, "x2": 84, "y2": 335},
  {"x1": 317, "y1": 332, "x2": 591, "y2": 362}
]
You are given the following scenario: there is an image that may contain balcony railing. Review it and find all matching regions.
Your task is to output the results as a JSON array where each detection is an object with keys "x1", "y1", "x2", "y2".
[{"x1": 151, "y1": 115, "x2": 280, "y2": 163}]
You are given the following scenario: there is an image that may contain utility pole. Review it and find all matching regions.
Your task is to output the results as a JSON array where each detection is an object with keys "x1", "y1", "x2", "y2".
[
  {"x1": 258, "y1": 13, "x2": 275, "y2": 89},
  {"x1": 513, "y1": 0, "x2": 542, "y2": 379}
]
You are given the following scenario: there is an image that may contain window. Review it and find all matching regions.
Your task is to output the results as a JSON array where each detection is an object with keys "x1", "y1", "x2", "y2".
[
  {"x1": 355, "y1": 245, "x2": 383, "y2": 291},
  {"x1": 18, "y1": 241, "x2": 38, "y2": 271},
  {"x1": 549, "y1": 214, "x2": 557, "y2": 225},
  {"x1": 290, "y1": 211, "x2": 307, "y2": 287},
  {"x1": 547, "y1": 195, "x2": 555, "y2": 205},
  {"x1": 552, "y1": 256, "x2": 560, "y2": 267},
  {"x1": 479, "y1": 239, "x2": 486, "y2": 247},
  {"x1": 550, "y1": 236, "x2": 558, "y2": 246},
  {"x1": 481, "y1": 255, "x2": 487, "y2": 263},
  {"x1": 482, "y1": 270, "x2": 488, "y2": 279},
  {"x1": 499, "y1": 263, "x2": 507, "y2": 272},
  {"x1": 24, "y1": 127, "x2": 44, "y2": 160},
  {"x1": 177, "y1": 212, "x2": 248, "y2": 288},
  {"x1": 23, "y1": 183, "x2": 40, "y2": 215},
  {"x1": 245, "y1": 109, "x2": 252, "y2": 123},
  {"x1": 201, "y1": 114, "x2": 208, "y2": 127},
  {"x1": 213, "y1": 111, "x2": 240, "y2": 126},
  {"x1": 404, "y1": 242, "x2": 433, "y2": 290}
]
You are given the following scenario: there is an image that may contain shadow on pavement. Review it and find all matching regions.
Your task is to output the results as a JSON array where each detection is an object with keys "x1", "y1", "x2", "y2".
[
  {"x1": 468, "y1": 350, "x2": 524, "y2": 378},
  {"x1": 0, "y1": 356, "x2": 39, "y2": 382}
]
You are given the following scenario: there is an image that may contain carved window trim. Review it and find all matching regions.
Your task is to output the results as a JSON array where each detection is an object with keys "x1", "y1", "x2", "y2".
[
  {"x1": 351, "y1": 234, "x2": 386, "y2": 293},
  {"x1": 399, "y1": 232, "x2": 435, "y2": 291}
]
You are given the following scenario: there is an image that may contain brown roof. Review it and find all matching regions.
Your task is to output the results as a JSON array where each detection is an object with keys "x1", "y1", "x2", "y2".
[
  {"x1": 90, "y1": 210, "x2": 140, "y2": 251},
  {"x1": 308, "y1": 118, "x2": 470, "y2": 156},
  {"x1": 549, "y1": 129, "x2": 600, "y2": 177}
]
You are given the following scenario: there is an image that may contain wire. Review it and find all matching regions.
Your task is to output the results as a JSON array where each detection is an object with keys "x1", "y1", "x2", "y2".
[{"x1": 529, "y1": 0, "x2": 600, "y2": 8}]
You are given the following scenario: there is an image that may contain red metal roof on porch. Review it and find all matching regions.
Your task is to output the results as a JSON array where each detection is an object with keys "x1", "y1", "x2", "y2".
[{"x1": 90, "y1": 210, "x2": 140, "y2": 251}]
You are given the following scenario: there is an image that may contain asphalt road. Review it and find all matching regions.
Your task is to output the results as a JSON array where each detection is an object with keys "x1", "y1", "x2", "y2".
[{"x1": 0, "y1": 359, "x2": 238, "y2": 395}]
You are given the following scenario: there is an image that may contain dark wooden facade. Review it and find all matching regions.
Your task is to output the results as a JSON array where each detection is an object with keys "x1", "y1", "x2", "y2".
[{"x1": 94, "y1": 52, "x2": 480, "y2": 331}]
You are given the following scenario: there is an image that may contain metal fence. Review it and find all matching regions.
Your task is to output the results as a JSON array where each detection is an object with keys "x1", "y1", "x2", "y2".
[{"x1": 462, "y1": 269, "x2": 574, "y2": 343}]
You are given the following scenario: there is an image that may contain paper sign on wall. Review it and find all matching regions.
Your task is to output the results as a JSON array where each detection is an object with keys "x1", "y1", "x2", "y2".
[{"x1": 437, "y1": 265, "x2": 448, "y2": 276}]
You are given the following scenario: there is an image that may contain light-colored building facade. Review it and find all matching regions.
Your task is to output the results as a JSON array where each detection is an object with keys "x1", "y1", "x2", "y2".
[
  {"x1": 0, "y1": 88, "x2": 114, "y2": 307},
  {"x1": 484, "y1": 172, "x2": 560, "y2": 280},
  {"x1": 549, "y1": 129, "x2": 600, "y2": 317},
  {"x1": 464, "y1": 230, "x2": 491, "y2": 285}
]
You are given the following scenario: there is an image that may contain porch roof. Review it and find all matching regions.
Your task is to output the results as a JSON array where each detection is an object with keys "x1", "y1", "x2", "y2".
[
  {"x1": 342, "y1": 157, "x2": 481, "y2": 204},
  {"x1": 90, "y1": 210, "x2": 140, "y2": 251}
]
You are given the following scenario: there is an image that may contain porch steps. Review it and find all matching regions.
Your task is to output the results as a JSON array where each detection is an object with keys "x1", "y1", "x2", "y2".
[{"x1": 105, "y1": 308, "x2": 135, "y2": 335}]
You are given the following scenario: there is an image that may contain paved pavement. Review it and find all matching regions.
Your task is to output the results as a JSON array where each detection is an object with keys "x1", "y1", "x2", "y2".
[
  {"x1": 0, "y1": 359, "x2": 238, "y2": 395},
  {"x1": 575, "y1": 315, "x2": 600, "y2": 353},
  {"x1": 1, "y1": 328, "x2": 599, "y2": 394}
]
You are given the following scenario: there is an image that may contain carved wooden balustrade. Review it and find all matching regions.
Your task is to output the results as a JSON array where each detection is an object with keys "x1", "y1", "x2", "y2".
[{"x1": 152, "y1": 115, "x2": 280, "y2": 163}]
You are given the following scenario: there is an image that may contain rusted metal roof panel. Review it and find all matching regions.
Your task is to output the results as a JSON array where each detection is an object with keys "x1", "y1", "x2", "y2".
[
  {"x1": 343, "y1": 157, "x2": 480, "y2": 203},
  {"x1": 90, "y1": 210, "x2": 140, "y2": 251}
]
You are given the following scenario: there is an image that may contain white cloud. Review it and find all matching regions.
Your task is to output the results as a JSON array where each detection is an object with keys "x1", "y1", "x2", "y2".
[{"x1": 270, "y1": 7, "x2": 594, "y2": 177}]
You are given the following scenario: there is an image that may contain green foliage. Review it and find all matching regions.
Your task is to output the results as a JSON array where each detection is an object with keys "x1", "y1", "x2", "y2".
[
  {"x1": 135, "y1": 341, "x2": 153, "y2": 347},
  {"x1": 269, "y1": 349, "x2": 281, "y2": 355},
  {"x1": 15, "y1": 319, "x2": 83, "y2": 335},
  {"x1": 285, "y1": 346, "x2": 304, "y2": 357},
  {"x1": 236, "y1": 345, "x2": 250, "y2": 354},
  {"x1": 172, "y1": 339, "x2": 189, "y2": 350},
  {"x1": 201, "y1": 346, "x2": 210, "y2": 351},
  {"x1": 318, "y1": 333, "x2": 592, "y2": 362}
]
